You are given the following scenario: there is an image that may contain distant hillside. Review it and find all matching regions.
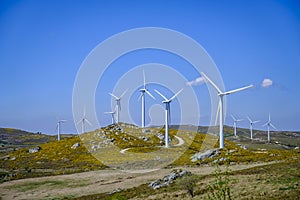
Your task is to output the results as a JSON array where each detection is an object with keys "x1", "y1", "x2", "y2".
[{"x1": 0, "y1": 128, "x2": 70, "y2": 156}]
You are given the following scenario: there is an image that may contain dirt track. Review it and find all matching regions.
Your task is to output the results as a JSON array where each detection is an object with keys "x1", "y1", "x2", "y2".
[{"x1": 0, "y1": 162, "x2": 275, "y2": 200}]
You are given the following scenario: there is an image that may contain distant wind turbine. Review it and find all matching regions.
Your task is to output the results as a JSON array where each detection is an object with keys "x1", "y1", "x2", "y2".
[
  {"x1": 231, "y1": 115, "x2": 243, "y2": 137},
  {"x1": 201, "y1": 72, "x2": 253, "y2": 148},
  {"x1": 247, "y1": 116, "x2": 259, "y2": 140},
  {"x1": 56, "y1": 119, "x2": 66, "y2": 141},
  {"x1": 139, "y1": 70, "x2": 155, "y2": 128},
  {"x1": 109, "y1": 89, "x2": 128, "y2": 124},
  {"x1": 104, "y1": 106, "x2": 117, "y2": 124},
  {"x1": 263, "y1": 113, "x2": 276, "y2": 143},
  {"x1": 77, "y1": 108, "x2": 92, "y2": 134},
  {"x1": 155, "y1": 88, "x2": 183, "y2": 148}
]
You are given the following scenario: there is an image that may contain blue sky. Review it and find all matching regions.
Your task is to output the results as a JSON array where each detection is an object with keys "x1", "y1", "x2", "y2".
[{"x1": 0, "y1": 0, "x2": 300, "y2": 134}]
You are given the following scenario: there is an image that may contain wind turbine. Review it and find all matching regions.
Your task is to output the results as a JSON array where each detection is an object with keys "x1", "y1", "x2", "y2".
[
  {"x1": 263, "y1": 113, "x2": 276, "y2": 143},
  {"x1": 155, "y1": 88, "x2": 183, "y2": 148},
  {"x1": 109, "y1": 89, "x2": 128, "y2": 124},
  {"x1": 77, "y1": 108, "x2": 92, "y2": 134},
  {"x1": 201, "y1": 72, "x2": 253, "y2": 148},
  {"x1": 104, "y1": 106, "x2": 117, "y2": 124},
  {"x1": 139, "y1": 70, "x2": 155, "y2": 128},
  {"x1": 231, "y1": 115, "x2": 243, "y2": 137},
  {"x1": 247, "y1": 116, "x2": 259, "y2": 140},
  {"x1": 56, "y1": 119, "x2": 66, "y2": 141}
]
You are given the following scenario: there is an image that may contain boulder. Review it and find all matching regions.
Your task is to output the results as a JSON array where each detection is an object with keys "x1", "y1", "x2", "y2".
[
  {"x1": 29, "y1": 146, "x2": 41, "y2": 153},
  {"x1": 71, "y1": 142, "x2": 80, "y2": 149},
  {"x1": 148, "y1": 169, "x2": 191, "y2": 189},
  {"x1": 191, "y1": 148, "x2": 220, "y2": 162}
]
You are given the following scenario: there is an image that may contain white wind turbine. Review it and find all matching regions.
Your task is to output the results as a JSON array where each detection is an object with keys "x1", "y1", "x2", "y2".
[
  {"x1": 231, "y1": 115, "x2": 243, "y2": 137},
  {"x1": 155, "y1": 88, "x2": 183, "y2": 148},
  {"x1": 263, "y1": 113, "x2": 276, "y2": 143},
  {"x1": 139, "y1": 70, "x2": 155, "y2": 128},
  {"x1": 109, "y1": 89, "x2": 128, "y2": 124},
  {"x1": 104, "y1": 106, "x2": 117, "y2": 124},
  {"x1": 77, "y1": 108, "x2": 92, "y2": 134},
  {"x1": 247, "y1": 116, "x2": 259, "y2": 140},
  {"x1": 201, "y1": 72, "x2": 253, "y2": 148},
  {"x1": 56, "y1": 119, "x2": 67, "y2": 141}
]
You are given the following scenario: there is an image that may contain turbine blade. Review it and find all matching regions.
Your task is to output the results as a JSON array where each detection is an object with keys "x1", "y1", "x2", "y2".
[
  {"x1": 120, "y1": 88, "x2": 128, "y2": 99},
  {"x1": 109, "y1": 93, "x2": 119, "y2": 99},
  {"x1": 118, "y1": 100, "x2": 121, "y2": 111},
  {"x1": 85, "y1": 118, "x2": 92, "y2": 126},
  {"x1": 76, "y1": 119, "x2": 83, "y2": 125},
  {"x1": 231, "y1": 115, "x2": 236, "y2": 121},
  {"x1": 138, "y1": 92, "x2": 143, "y2": 101},
  {"x1": 215, "y1": 100, "x2": 220, "y2": 126},
  {"x1": 269, "y1": 113, "x2": 271, "y2": 122},
  {"x1": 247, "y1": 116, "x2": 252, "y2": 123},
  {"x1": 253, "y1": 120, "x2": 260, "y2": 124},
  {"x1": 270, "y1": 123, "x2": 276, "y2": 129},
  {"x1": 83, "y1": 107, "x2": 86, "y2": 118},
  {"x1": 169, "y1": 88, "x2": 183, "y2": 101},
  {"x1": 201, "y1": 72, "x2": 222, "y2": 94},
  {"x1": 223, "y1": 85, "x2": 253, "y2": 95},
  {"x1": 168, "y1": 103, "x2": 171, "y2": 125},
  {"x1": 143, "y1": 69, "x2": 146, "y2": 89},
  {"x1": 262, "y1": 122, "x2": 268, "y2": 127},
  {"x1": 155, "y1": 89, "x2": 168, "y2": 102},
  {"x1": 145, "y1": 90, "x2": 156, "y2": 100}
]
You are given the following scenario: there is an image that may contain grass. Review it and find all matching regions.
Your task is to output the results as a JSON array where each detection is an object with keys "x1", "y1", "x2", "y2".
[
  {"x1": 12, "y1": 180, "x2": 68, "y2": 192},
  {"x1": 73, "y1": 161, "x2": 300, "y2": 200}
]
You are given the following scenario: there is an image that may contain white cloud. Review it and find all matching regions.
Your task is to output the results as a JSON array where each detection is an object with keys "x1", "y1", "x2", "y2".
[
  {"x1": 261, "y1": 78, "x2": 273, "y2": 88},
  {"x1": 186, "y1": 77, "x2": 205, "y2": 86}
]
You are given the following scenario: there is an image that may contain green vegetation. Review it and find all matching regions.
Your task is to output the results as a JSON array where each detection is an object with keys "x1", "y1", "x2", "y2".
[{"x1": 206, "y1": 156, "x2": 232, "y2": 200}]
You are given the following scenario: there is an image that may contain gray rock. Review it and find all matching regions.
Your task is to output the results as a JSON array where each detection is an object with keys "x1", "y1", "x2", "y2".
[
  {"x1": 29, "y1": 146, "x2": 41, "y2": 153},
  {"x1": 71, "y1": 142, "x2": 80, "y2": 149},
  {"x1": 191, "y1": 148, "x2": 220, "y2": 162},
  {"x1": 140, "y1": 136, "x2": 148, "y2": 141},
  {"x1": 10, "y1": 157, "x2": 16, "y2": 161},
  {"x1": 148, "y1": 169, "x2": 191, "y2": 189},
  {"x1": 157, "y1": 133, "x2": 165, "y2": 140}
]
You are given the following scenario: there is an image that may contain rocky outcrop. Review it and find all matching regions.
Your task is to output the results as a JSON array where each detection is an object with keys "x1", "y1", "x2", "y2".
[
  {"x1": 149, "y1": 169, "x2": 191, "y2": 189},
  {"x1": 190, "y1": 148, "x2": 220, "y2": 162}
]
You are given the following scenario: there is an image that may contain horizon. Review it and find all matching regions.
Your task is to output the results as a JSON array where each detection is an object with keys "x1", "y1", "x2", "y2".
[{"x1": 1, "y1": 1, "x2": 300, "y2": 134}]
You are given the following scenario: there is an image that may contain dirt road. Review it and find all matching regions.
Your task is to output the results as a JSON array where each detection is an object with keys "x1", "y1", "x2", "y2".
[{"x1": 0, "y1": 162, "x2": 275, "y2": 200}]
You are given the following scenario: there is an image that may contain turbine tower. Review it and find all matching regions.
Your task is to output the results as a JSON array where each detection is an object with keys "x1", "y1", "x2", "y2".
[
  {"x1": 155, "y1": 88, "x2": 183, "y2": 148},
  {"x1": 104, "y1": 106, "x2": 117, "y2": 124},
  {"x1": 77, "y1": 108, "x2": 92, "y2": 134},
  {"x1": 231, "y1": 115, "x2": 243, "y2": 137},
  {"x1": 263, "y1": 113, "x2": 276, "y2": 143},
  {"x1": 139, "y1": 70, "x2": 155, "y2": 128},
  {"x1": 56, "y1": 119, "x2": 66, "y2": 141},
  {"x1": 247, "y1": 116, "x2": 259, "y2": 140},
  {"x1": 109, "y1": 89, "x2": 127, "y2": 124},
  {"x1": 201, "y1": 72, "x2": 253, "y2": 148}
]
